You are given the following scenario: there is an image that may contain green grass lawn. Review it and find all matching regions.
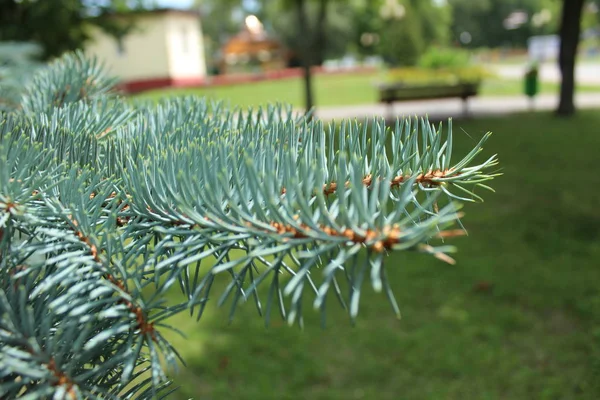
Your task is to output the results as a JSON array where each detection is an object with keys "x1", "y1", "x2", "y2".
[
  {"x1": 136, "y1": 72, "x2": 600, "y2": 109},
  {"x1": 157, "y1": 110, "x2": 600, "y2": 400}
]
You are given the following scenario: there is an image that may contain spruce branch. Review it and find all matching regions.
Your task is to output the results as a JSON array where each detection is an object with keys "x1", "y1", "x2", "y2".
[{"x1": 0, "y1": 52, "x2": 499, "y2": 398}]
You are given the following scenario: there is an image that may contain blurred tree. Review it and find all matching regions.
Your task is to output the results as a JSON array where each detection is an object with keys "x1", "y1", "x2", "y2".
[
  {"x1": 351, "y1": 0, "x2": 383, "y2": 57},
  {"x1": 192, "y1": 0, "x2": 328, "y2": 112},
  {"x1": 295, "y1": 0, "x2": 317, "y2": 114},
  {"x1": 259, "y1": 0, "x2": 453, "y2": 111},
  {"x1": 413, "y1": 0, "x2": 452, "y2": 46},
  {"x1": 257, "y1": 0, "x2": 337, "y2": 114},
  {"x1": 447, "y1": 0, "x2": 560, "y2": 48},
  {"x1": 446, "y1": 0, "x2": 490, "y2": 47},
  {"x1": 193, "y1": 0, "x2": 246, "y2": 74},
  {"x1": 262, "y1": 0, "x2": 352, "y2": 65},
  {"x1": 0, "y1": 0, "x2": 150, "y2": 60},
  {"x1": 352, "y1": 0, "x2": 451, "y2": 65},
  {"x1": 379, "y1": 2, "x2": 425, "y2": 66},
  {"x1": 556, "y1": 0, "x2": 585, "y2": 116},
  {"x1": 582, "y1": 0, "x2": 600, "y2": 31},
  {"x1": 194, "y1": 0, "x2": 245, "y2": 46}
]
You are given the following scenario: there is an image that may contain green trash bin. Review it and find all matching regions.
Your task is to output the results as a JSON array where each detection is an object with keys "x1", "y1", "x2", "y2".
[
  {"x1": 524, "y1": 64, "x2": 539, "y2": 110},
  {"x1": 524, "y1": 64, "x2": 539, "y2": 98}
]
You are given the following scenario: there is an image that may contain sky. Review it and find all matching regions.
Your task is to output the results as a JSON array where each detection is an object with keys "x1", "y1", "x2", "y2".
[
  {"x1": 156, "y1": 0, "x2": 259, "y2": 10},
  {"x1": 157, "y1": 0, "x2": 193, "y2": 8}
]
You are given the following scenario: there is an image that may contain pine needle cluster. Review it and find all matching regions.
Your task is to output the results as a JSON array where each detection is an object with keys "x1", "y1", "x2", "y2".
[{"x1": 0, "y1": 51, "x2": 499, "y2": 399}]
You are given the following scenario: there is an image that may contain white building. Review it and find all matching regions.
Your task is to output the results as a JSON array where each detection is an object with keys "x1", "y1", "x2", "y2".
[
  {"x1": 86, "y1": 9, "x2": 207, "y2": 92},
  {"x1": 527, "y1": 35, "x2": 560, "y2": 62}
]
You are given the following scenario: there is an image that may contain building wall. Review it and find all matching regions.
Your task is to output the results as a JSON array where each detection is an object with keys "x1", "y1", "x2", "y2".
[
  {"x1": 85, "y1": 12, "x2": 207, "y2": 87},
  {"x1": 86, "y1": 15, "x2": 170, "y2": 81},
  {"x1": 164, "y1": 13, "x2": 207, "y2": 79}
]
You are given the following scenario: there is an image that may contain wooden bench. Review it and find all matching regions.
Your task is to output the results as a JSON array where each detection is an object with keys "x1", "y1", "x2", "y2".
[{"x1": 377, "y1": 82, "x2": 480, "y2": 118}]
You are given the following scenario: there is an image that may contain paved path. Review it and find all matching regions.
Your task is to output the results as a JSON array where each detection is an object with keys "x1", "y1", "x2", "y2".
[
  {"x1": 494, "y1": 62, "x2": 600, "y2": 85},
  {"x1": 314, "y1": 93, "x2": 600, "y2": 121}
]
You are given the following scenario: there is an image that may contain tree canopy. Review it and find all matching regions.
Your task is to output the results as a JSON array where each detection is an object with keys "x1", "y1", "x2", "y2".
[
  {"x1": 0, "y1": 0, "x2": 149, "y2": 60},
  {"x1": 448, "y1": 0, "x2": 561, "y2": 48}
]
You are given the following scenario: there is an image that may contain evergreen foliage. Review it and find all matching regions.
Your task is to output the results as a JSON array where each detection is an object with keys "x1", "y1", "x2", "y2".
[
  {"x1": 0, "y1": 42, "x2": 43, "y2": 111},
  {"x1": 0, "y1": 52, "x2": 499, "y2": 398}
]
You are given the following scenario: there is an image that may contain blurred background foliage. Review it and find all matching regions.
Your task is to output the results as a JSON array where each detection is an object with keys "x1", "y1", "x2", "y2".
[
  {"x1": 1, "y1": 0, "x2": 600, "y2": 399},
  {"x1": 1, "y1": 0, "x2": 599, "y2": 67}
]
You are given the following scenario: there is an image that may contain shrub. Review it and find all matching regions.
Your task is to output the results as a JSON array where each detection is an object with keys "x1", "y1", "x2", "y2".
[
  {"x1": 379, "y1": 4, "x2": 424, "y2": 66},
  {"x1": 383, "y1": 46, "x2": 491, "y2": 87},
  {"x1": 418, "y1": 46, "x2": 471, "y2": 70},
  {"x1": 0, "y1": 52, "x2": 499, "y2": 398},
  {"x1": 386, "y1": 66, "x2": 490, "y2": 86}
]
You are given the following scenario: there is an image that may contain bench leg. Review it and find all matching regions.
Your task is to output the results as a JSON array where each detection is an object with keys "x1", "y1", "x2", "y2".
[
  {"x1": 462, "y1": 97, "x2": 470, "y2": 117},
  {"x1": 385, "y1": 101, "x2": 394, "y2": 123}
]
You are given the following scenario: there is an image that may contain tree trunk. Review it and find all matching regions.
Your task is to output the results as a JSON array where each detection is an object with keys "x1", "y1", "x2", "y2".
[
  {"x1": 296, "y1": 0, "x2": 314, "y2": 115},
  {"x1": 556, "y1": 0, "x2": 585, "y2": 116},
  {"x1": 314, "y1": 0, "x2": 329, "y2": 65}
]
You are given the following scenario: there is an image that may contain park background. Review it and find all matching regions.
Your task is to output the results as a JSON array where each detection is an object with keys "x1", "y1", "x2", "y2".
[{"x1": 1, "y1": 0, "x2": 600, "y2": 399}]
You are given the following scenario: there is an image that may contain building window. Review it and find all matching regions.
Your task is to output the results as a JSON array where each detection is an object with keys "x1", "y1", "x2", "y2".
[
  {"x1": 181, "y1": 27, "x2": 189, "y2": 54},
  {"x1": 116, "y1": 39, "x2": 126, "y2": 57}
]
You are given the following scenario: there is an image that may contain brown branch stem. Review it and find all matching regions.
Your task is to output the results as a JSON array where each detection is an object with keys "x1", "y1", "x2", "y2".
[{"x1": 67, "y1": 214, "x2": 156, "y2": 341}]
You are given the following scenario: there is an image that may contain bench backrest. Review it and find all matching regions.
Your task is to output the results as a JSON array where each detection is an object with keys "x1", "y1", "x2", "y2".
[{"x1": 378, "y1": 82, "x2": 480, "y2": 103}]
